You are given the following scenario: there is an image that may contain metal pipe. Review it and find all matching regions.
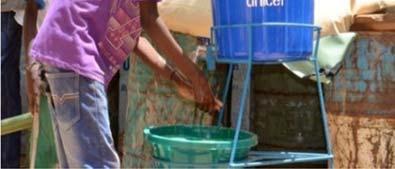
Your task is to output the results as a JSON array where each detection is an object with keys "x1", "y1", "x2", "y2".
[
  {"x1": 231, "y1": 155, "x2": 334, "y2": 168},
  {"x1": 249, "y1": 151, "x2": 329, "y2": 159},
  {"x1": 213, "y1": 22, "x2": 320, "y2": 29},
  {"x1": 250, "y1": 151, "x2": 329, "y2": 157},
  {"x1": 228, "y1": 25, "x2": 253, "y2": 167},
  {"x1": 217, "y1": 64, "x2": 234, "y2": 126},
  {"x1": 312, "y1": 28, "x2": 334, "y2": 168}
]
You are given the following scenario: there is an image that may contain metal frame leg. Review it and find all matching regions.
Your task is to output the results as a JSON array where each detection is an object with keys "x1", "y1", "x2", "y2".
[
  {"x1": 228, "y1": 26, "x2": 254, "y2": 168},
  {"x1": 312, "y1": 29, "x2": 334, "y2": 169},
  {"x1": 228, "y1": 63, "x2": 252, "y2": 167},
  {"x1": 217, "y1": 64, "x2": 234, "y2": 126}
]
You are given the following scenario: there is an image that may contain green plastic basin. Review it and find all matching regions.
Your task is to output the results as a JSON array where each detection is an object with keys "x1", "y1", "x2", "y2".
[{"x1": 144, "y1": 125, "x2": 258, "y2": 166}]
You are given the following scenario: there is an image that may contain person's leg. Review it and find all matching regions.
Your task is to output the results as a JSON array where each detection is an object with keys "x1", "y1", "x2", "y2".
[
  {"x1": 1, "y1": 11, "x2": 22, "y2": 168},
  {"x1": 44, "y1": 65, "x2": 120, "y2": 168}
]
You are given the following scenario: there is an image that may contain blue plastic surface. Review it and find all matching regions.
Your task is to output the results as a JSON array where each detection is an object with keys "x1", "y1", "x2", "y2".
[{"x1": 211, "y1": 0, "x2": 314, "y2": 62}]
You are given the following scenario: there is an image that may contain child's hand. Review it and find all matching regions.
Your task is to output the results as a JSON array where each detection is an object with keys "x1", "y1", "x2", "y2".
[
  {"x1": 174, "y1": 79, "x2": 195, "y2": 101},
  {"x1": 192, "y1": 76, "x2": 223, "y2": 114},
  {"x1": 172, "y1": 70, "x2": 223, "y2": 114}
]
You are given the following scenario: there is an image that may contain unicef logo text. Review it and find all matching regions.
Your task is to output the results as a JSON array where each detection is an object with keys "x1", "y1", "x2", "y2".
[{"x1": 246, "y1": 0, "x2": 285, "y2": 7}]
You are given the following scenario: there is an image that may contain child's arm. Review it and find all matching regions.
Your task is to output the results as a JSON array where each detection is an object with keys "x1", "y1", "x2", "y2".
[
  {"x1": 139, "y1": 1, "x2": 222, "y2": 113},
  {"x1": 134, "y1": 37, "x2": 218, "y2": 112},
  {"x1": 134, "y1": 37, "x2": 173, "y2": 80},
  {"x1": 134, "y1": 38, "x2": 222, "y2": 112}
]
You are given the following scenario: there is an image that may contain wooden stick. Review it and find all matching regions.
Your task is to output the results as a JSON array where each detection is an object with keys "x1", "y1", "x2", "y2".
[
  {"x1": 29, "y1": 114, "x2": 40, "y2": 169},
  {"x1": 22, "y1": 0, "x2": 39, "y2": 168}
]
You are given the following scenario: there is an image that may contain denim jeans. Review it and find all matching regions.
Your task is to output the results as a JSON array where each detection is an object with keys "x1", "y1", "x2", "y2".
[
  {"x1": 44, "y1": 65, "x2": 120, "y2": 168},
  {"x1": 1, "y1": 11, "x2": 22, "y2": 168}
]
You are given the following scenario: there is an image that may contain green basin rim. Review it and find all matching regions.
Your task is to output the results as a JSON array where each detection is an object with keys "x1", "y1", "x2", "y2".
[{"x1": 144, "y1": 125, "x2": 258, "y2": 150}]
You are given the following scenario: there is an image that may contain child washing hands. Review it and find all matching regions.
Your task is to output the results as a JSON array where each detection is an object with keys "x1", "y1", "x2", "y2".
[{"x1": 29, "y1": 0, "x2": 222, "y2": 168}]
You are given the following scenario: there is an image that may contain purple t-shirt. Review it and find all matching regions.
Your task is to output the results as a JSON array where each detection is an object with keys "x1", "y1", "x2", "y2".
[{"x1": 30, "y1": 0, "x2": 159, "y2": 85}]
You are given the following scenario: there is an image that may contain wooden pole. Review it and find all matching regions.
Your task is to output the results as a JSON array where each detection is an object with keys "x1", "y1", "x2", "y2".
[{"x1": 23, "y1": 0, "x2": 39, "y2": 168}]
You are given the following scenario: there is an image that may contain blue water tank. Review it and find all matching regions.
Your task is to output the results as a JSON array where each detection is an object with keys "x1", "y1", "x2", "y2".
[{"x1": 212, "y1": 0, "x2": 314, "y2": 62}]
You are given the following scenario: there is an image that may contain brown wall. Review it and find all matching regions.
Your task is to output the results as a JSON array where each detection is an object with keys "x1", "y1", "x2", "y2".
[{"x1": 326, "y1": 32, "x2": 395, "y2": 168}]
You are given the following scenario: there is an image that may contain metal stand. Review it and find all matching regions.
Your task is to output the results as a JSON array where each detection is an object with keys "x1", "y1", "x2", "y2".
[{"x1": 209, "y1": 23, "x2": 334, "y2": 168}]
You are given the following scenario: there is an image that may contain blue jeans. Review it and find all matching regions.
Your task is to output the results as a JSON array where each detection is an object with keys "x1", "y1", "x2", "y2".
[
  {"x1": 44, "y1": 65, "x2": 120, "y2": 168},
  {"x1": 1, "y1": 11, "x2": 22, "y2": 168}
]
